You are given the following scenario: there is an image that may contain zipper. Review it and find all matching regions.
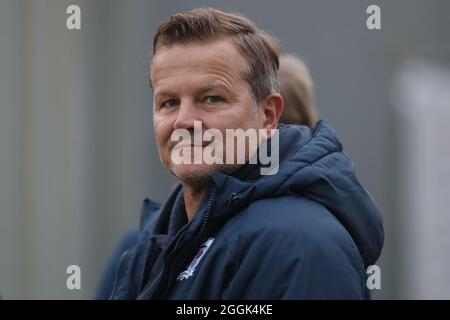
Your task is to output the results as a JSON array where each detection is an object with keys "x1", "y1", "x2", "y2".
[
  {"x1": 158, "y1": 188, "x2": 217, "y2": 299},
  {"x1": 109, "y1": 249, "x2": 129, "y2": 300}
]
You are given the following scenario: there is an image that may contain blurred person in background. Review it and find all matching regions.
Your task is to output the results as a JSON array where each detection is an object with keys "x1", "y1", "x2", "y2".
[{"x1": 278, "y1": 54, "x2": 317, "y2": 128}]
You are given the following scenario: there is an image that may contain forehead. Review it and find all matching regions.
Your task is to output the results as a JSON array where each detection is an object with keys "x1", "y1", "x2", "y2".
[{"x1": 151, "y1": 37, "x2": 248, "y2": 89}]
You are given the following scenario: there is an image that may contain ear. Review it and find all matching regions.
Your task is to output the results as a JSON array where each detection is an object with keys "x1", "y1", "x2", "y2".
[{"x1": 260, "y1": 93, "x2": 284, "y2": 134}]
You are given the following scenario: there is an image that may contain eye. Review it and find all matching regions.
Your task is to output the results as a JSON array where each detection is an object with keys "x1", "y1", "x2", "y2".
[
  {"x1": 204, "y1": 96, "x2": 223, "y2": 104},
  {"x1": 160, "y1": 99, "x2": 179, "y2": 109}
]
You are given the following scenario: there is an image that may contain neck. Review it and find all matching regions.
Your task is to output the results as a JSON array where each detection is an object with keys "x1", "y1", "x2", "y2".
[{"x1": 182, "y1": 181, "x2": 210, "y2": 220}]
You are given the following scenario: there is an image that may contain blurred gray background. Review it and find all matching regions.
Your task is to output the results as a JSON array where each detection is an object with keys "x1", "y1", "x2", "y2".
[{"x1": 1, "y1": 0, "x2": 450, "y2": 299}]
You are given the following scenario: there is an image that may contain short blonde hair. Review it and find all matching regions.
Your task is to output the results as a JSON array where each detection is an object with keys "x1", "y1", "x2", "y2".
[{"x1": 152, "y1": 7, "x2": 280, "y2": 102}]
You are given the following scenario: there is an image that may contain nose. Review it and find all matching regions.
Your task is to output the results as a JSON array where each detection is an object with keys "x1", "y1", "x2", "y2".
[{"x1": 173, "y1": 100, "x2": 201, "y2": 131}]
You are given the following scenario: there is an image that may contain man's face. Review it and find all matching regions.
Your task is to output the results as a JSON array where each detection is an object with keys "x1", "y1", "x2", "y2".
[{"x1": 151, "y1": 37, "x2": 264, "y2": 184}]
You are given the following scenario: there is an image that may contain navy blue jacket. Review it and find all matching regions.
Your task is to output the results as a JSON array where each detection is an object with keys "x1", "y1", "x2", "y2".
[{"x1": 104, "y1": 121, "x2": 384, "y2": 299}]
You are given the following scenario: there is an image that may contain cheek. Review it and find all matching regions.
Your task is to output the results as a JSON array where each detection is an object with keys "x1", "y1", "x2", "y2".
[
  {"x1": 235, "y1": 103, "x2": 258, "y2": 128},
  {"x1": 153, "y1": 115, "x2": 172, "y2": 146},
  {"x1": 221, "y1": 102, "x2": 255, "y2": 128}
]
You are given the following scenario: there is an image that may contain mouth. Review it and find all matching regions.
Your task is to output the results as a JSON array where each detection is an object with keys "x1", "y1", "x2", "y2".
[
  {"x1": 172, "y1": 143, "x2": 207, "y2": 150},
  {"x1": 169, "y1": 143, "x2": 209, "y2": 156},
  {"x1": 170, "y1": 141, "x2": 212, "y2": 152}
]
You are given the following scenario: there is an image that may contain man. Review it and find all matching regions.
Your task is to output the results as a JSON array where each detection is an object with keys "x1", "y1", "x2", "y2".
[
  {"x1": 109, "y1": 7, "x2": 383, "y2": 299},
  {"x1": 96, "y1": 53, "x2": 319, "y2": 299}
]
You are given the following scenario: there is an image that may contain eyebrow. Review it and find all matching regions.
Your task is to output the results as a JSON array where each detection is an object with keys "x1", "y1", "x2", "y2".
[
  {"x1": 196, "y1": 82, "x2": 233, "y2": 96},
  {"x1": 154, "y1": 82, "x2": 232, "y2": 100},
  {"x1": 154, "y1": 90, "x2": 176, "y2": 100}
]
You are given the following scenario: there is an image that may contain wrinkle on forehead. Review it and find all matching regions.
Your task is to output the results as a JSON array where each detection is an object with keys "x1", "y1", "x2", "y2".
[{"x1": 151, "y1": 37, "x2": 248, "y2": 90}]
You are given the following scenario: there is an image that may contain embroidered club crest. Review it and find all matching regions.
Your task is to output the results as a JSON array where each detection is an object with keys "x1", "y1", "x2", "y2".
[{"x1": 177, "y1": 238, "x2": 215, "y2": 281}]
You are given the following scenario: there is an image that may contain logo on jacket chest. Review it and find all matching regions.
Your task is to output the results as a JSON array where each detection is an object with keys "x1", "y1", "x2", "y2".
[{"x1": 177, "y1": 238, "x2": 215, "y2": 282}]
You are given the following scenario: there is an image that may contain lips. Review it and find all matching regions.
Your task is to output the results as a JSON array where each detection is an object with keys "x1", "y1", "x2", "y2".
[{"x1": 170, "y1": 143, "x2": 210, "y2": 151}]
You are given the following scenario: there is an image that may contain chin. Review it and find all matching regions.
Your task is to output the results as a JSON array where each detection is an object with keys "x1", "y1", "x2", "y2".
[
  {"x1": 170, "y1": 163, "x2": 244, "y2": 186},
  {"x1": 171, "y1": 163, "x2": 216, "y2": 185}
]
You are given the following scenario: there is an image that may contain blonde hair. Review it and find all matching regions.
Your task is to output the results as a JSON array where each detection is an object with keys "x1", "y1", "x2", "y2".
[{"x1": 152, "y1": 7, "x2": 280, "y2": 102}]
